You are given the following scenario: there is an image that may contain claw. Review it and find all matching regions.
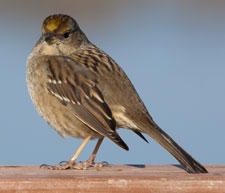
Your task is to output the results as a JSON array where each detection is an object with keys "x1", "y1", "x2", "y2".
[
  {"x1": 94, "y1": 161, "x2": 109, "y2": 167},
  {"x1": 40, "y1": 164, "x2": 61, "y2": 170},
  {"x1": 40, "y1": 160, "x2": 109, "y2": 170},
  {"x1": 59, "y1": 161, "x2": 68, "y2": 165}
]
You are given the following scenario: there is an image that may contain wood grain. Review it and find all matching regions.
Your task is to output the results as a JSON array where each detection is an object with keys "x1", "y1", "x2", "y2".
[{"x1": 0, "y1": 165, "x2": 224, "y2": 193}]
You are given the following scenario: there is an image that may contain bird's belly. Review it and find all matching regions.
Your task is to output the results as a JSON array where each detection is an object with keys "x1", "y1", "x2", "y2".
[{"x1": 28, "y1": 82, "x2": 99, "y2": 139}]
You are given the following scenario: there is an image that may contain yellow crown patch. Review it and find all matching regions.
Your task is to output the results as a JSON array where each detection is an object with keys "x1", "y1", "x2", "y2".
[
  {"x1": 42, "y1": 15, "x2": 74, "y2": 34},
  {"x1": 45, "y1": 18, "x2": 61, "y2": 32}
]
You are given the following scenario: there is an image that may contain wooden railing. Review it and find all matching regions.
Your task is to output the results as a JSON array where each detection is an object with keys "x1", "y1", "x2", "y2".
[{"x1": 0, "y1": 165, "x2": 224, "y2": 192}]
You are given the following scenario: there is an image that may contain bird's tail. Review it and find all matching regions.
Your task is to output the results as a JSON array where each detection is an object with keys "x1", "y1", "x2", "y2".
[{"x1": 139, "y1": 119, "x2": 207, "y2": 173}]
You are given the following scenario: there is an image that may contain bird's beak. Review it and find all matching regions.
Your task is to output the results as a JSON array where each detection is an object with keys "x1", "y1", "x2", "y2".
[{"x1": 43, "y1": 32, "x2": 55, "y2": 45}]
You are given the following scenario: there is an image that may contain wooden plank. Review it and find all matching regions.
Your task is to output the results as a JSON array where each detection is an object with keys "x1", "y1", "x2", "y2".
[{"x1": 0, "y1": 165, "x2": 224, "y2": 193}]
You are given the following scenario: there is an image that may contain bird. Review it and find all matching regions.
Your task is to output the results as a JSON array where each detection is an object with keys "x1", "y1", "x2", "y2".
[{"x1": 26, "y1": 14, "x2": 207, "y2": 173}]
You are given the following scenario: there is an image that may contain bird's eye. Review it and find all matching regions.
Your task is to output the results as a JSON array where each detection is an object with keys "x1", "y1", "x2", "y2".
[{"x1": 63, "y1": 31, "x2": 70, "y2": 38}]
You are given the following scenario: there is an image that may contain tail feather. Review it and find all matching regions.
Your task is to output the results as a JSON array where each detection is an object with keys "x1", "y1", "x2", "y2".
[
  {"x1": 141, "y1": 122, "x2": 207, "y2": 173},
  {"x1": 132, "y1": 129, "x2": 149, "y2": 143}
]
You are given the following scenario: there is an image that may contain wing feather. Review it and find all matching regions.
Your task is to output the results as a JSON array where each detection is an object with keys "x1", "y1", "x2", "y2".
[{"x1": 45, "y1": 56, "x2": 128, "y2": 150}]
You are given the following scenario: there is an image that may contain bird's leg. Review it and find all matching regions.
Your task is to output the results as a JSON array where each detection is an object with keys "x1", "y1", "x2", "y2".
[
  {"x1": 60, "y1": 137, "x2": 107, "y2": 169},
  {"x1": 70, "y1": 135, "x2": 92, "y2": 162},
  {"x1": 41, "y1": 136, "x2": 91, "y2": 170},
  {"x1": 87, "y1": 137, "x2": 108, "y2": 167},
  {"x1": 76, "y1": 137, "x2": 108, "y2": 169},
  {"x1": 87, "y1": 137, "x2": 104, "y2": 163}
]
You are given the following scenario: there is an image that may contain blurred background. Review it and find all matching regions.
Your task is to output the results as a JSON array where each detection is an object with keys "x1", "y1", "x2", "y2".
[{"x1": 0, "y1": 0, "x2": 224, "y2": 166}]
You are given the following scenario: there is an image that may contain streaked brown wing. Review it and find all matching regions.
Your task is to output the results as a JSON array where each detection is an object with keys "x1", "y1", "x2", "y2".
[{"x1": 45, "y1": 56, "x2": 128, "y2": 150}]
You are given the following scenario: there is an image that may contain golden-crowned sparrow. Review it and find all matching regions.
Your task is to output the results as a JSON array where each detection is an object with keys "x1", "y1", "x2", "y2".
[{"x1": 26, "y1": 14, "x2": 207, "y2": 173}]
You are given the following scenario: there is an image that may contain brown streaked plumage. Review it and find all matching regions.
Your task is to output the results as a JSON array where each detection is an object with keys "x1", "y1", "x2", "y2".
[{"x1": 26, "y1": 14, "x2": 207, "y2": 173}]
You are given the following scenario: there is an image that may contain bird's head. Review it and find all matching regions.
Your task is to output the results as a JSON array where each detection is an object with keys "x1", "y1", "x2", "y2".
[{"x1": 41, "y1": 14, "x2": 87, "y2": 46}]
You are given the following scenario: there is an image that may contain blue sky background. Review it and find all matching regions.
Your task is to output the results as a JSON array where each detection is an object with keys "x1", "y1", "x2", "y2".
[{"x1": 0, "y1": 0, "x2": 224, "y2": 166}]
